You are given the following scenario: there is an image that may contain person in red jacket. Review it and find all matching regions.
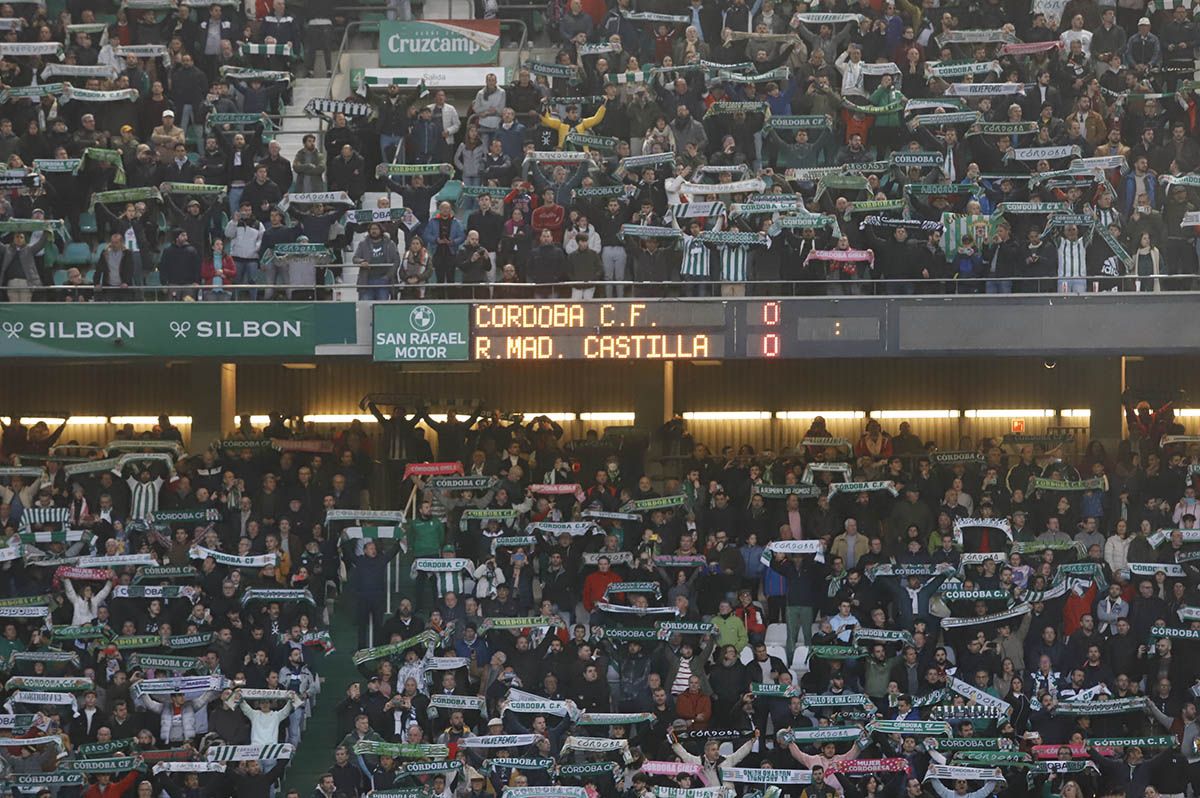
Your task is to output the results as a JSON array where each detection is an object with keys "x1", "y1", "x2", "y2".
[
  {"x1": 581, "y1": 555, "x2": 623, "y2": 613},
  {"x1": 734, "y1": 588, "x2": 767, "y2": 645},
  {"x1": 82, "y1": 759, "x2": 144, "y2": 798},
  {"x1": 200, "y1": 238, "x2": 237, "y2": 299}
]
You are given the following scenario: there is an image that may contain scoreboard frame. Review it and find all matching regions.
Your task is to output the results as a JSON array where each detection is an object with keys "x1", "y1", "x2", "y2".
[{"x1": 371, "y1": 299, "x2": 882, "y2": 361}]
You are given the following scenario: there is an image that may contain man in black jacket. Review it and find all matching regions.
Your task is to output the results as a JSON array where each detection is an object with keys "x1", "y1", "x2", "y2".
[
  {"x1": 160, "y1": 229, "x2": 201, "y2": 299},
  {"x1": 527, "y1": 229, "x2": 568, "y2": 297},
  {"x1": 982, "y1": 221, "x2": 1022, "y2": 293},
  {"x1": 354, "y1": 541, "x2": 389, "y2": 649},
  {"x1": 241, "y1": 165, "x2": 284, "y2": 223}
]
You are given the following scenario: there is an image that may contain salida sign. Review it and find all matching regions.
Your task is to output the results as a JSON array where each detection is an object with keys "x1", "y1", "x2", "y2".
[
  {"x1": 373, "y1": 303, "x2": 470, "y2": 361},
  {"x1": 378, "y1": 20, "x2": 500, "y2": 67}
]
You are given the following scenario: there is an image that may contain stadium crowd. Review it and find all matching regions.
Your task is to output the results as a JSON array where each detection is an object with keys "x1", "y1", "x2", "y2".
[
  {"x1": 0, "y1": 0, "x2": 1198, "y2": 297},
  {"x1": 4, "y1": 398, "x2": 1200, "y2": 798}
]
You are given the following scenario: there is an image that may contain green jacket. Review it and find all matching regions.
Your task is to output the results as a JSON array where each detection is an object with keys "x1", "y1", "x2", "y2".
[
  {"x1": 406, "y1": 516, "x2": 446, "y2": 558},
  {"x1": 867, "y1": 85, "x2": 904, "y2": 128},
  {"x1": 712, "y1": 612, "x2": 748, "y2": 652}
]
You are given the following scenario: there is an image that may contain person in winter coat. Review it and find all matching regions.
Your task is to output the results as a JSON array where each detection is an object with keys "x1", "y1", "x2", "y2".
[
  {"x1": 353, "y1": 223, "x2": 402, "y2": 301},
  {"x1": 159, "y1": 230, "x2": 202, "y2": 299},
  {"x1": 399, "y1": 237, "x2": 432, "y2": 298},
  {"x1": 223, "y1": 205, "x2": 264, "y2": 299},
  {"x1": 354, "y1": 541, "x2": 389, "y2": 649},
  {"x1": 565, "y1": 233, "x2": 603, "y2": 299},
  {"x1": 421, "y1": 201, "x2": 467, "y2": 291},
  {"x1": 472, "y1": 74, "x2": 506, "y2": 146},
  {"x1": 201, "y1": 238, "x2": 237, "y2": 300},
  {"x1": 82, "y1": 760, "x2": 144, "y2": 798},
  {"x1": 0, "y1": 232, "x2": 48, "y2": 302},
  {"x1": 524, "y1": 232, "x2": 569, "y2": 296},
  {"x1": 456, "y1": 230, "x2": 492, "y2": 294},
  {"x1": 712, "y1": 599, "x2": 750, "y2": 652},
  {"x1": 291, "y1": 134, "x2": 326, "y2": 193},
  {"x1": 138, "y1": 690, "x2": 220, "y2": 744},
  {"x1": 234, "y1": 690, "x2": 303, "y2": 746},
  {"x1": 669, "y1": 727, "x2": 758, "y2": 785},
  {"x1": 63, "y1": 577, "x2": 113, "y2": 625},
  {"x1": 327, "y1": 144, "x2": 366, "y2": 203}
]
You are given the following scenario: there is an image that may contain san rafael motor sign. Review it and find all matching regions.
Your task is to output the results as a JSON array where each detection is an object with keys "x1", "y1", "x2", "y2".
[
  {"x1": 0, "y1": 303, "x2": 355, "y2": 357},
  {"x1": 379, "y1": 20, "x2": 500, "y2": 67},
  {"x1": 374, "y1": 303, "x2": 469, "y2": 361}
]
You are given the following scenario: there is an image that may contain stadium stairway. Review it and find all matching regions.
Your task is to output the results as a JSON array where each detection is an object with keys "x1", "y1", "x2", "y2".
[
  {"x1": 281, "y1": 550, "x2": 416, "y2": 794},
  {"x1": 276, "y1": 78, "x2": 332, "y2": 164}
]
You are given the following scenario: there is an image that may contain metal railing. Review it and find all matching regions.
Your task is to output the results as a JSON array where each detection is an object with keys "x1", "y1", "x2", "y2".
[{"x1": 16, "y1": 274, "x2": 1200, "y2": 300}]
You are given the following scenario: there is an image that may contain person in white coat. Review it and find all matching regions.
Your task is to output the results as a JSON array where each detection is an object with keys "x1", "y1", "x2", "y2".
[
  {"x1": 234, "y1": 689, "x2": 303, "y2": 746},
  {"x1": 63, "y1": 577, "x2": 113, "y2": 626},
  {"x1": 139, "y1": 690, "x2": 220, "y2": 744}
]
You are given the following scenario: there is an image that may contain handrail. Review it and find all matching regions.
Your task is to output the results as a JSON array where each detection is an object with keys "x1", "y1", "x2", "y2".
[
  {"x1": 501, "y1": 18, "x2": 529, "y2": 53},
  {"x1": 18, "y1": 275, "x2": 1200, "y2": 297},
  {"x1": 330, "y1": 21, "x2": 369, "y2": 101}
]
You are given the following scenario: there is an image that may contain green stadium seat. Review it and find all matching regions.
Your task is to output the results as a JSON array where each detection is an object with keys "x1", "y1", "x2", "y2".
[
  {"x1": 60, "y1": 242, "x2": 93, "y2": 266},
  {"x1": 77, "y1": 211, "x2": 97, "y2": 235},
  {"x1": 83, "y1": 269, "x2": 94, "y2": 283},
  {"x1": 52, "y1": 269, "x2": 67, "y2": 286},
  {"x1": 145, "y1": 271, "x2": 162, "y2": 287}
]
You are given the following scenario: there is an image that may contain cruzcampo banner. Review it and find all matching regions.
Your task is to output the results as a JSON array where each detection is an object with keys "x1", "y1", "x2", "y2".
[
  {"x1": 0, "y1": 303, "x2": 356, "y2": 358},
  {"x1": 379, "y1": 20, "x2": 500, "y2": 67}
]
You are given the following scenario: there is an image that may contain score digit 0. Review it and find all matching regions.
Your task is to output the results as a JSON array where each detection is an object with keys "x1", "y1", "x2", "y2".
[
  {"x1": 761, "y1": 334, "x2": 780, "y2": 358},
  {"x1": 762, "y1": 301, "x2": 780, "y2": 325}
]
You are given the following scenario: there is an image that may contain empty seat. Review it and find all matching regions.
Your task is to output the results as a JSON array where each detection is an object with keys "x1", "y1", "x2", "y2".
[
  {"x1": 764, "y1": 622, "x2": 788, "y2": 647},
  {"x1": 60, "y1": 242, "x2": 93, "y2": 266}
]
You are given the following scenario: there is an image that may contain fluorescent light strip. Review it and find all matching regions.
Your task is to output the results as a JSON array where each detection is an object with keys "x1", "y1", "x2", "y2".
[
  {"x1": 0, "y1": 416, "x2": 111, "y2": 426},
  {"x1": 775, "y1": 411, "x2": 866, "y2": 420},
  {"x1": 870, "y1": 410, "x2": 960, "y2": 420},
  {"x1": 303, "y1": 414, "x2": 376, "y2": 424},
  {"x1": 110, "y1": 416, "x2": 192, "y2": 426},
  {"x1": 580, "y1": 412, "x2": 635, "y2": 422},
  {"x1": 1060, "y1": 409, "x2": 1091, "y2": 418},
  {"x1": 1177, "y1": 409, "x2": 1200, "y2": 417},
  {"x1": 964, "y1": 409, "x2": 1055, "y2": 419},
  {"x1": 682, "y1": 411, "x2": 772, "y2": 421}
]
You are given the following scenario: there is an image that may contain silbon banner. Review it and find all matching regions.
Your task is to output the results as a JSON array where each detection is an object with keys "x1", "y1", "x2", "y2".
[
  {"x1": 380, "y1": 20, "x2": 500, "y2": 67},
  {"x1": 0, "y1": 303, "x2": 355, "y2": 357}
]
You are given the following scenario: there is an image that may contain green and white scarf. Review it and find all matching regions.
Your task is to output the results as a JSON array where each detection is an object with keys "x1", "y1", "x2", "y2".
[
  {"x1": 721, "y1": 767, "x2": 811, "y2": 784},
  {"x1": 869, "y1": 720, "x2": 951, "y2": 736},
  {"x1": 188, "y1": 546, "x2": 276, "y2": 568},
  {"x1": 940, "y1": 602, "x2": 1030, "y2": 629},
  {"x1": 1052, "y1": 697, "x2": 1147, "y2": 715},
  {"x1": 829, "y1": 480, "x2": 898, "y2": 496},
  {"x1": 760, "y1": 539, "x2": 824, "y2": 567}
]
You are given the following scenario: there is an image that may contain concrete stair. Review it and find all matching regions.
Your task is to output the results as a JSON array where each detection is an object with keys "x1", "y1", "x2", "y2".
[{"x1": 275, "y1": 78, "x2": 330, "y2": 163}]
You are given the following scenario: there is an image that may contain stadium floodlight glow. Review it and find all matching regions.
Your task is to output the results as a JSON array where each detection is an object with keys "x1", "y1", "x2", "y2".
[
  {"x1": 579, "y1": 412, "x2": 636, "y2": 422},
  {"x1": 775, "y1": 411, "x2": 866, "y2": 420},
  {"x1": 1175, "y1": 409, "x2": 1200, "y2": 417},
  {"x1": 520, "y1": 413, "x2": 578, "y2": 422},
  {"x1": 110, "y1": 416, "x2": 193, "y2": 426},
  {"x1": 303, "y1": 414, "x2": 377, "y2": 424},
  {"x1": 869, "y1": 410, "x2": 961, "y2": 419},
  {"x1": 1060, "y1": 409, "x2": 1092, "y2": 418},
  {"x1": 964, "y1": 409, "x2": 1055, "y2": 419},
  {"x1": 682, "y1": 411, "x2": 772, "y2": 421}
]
